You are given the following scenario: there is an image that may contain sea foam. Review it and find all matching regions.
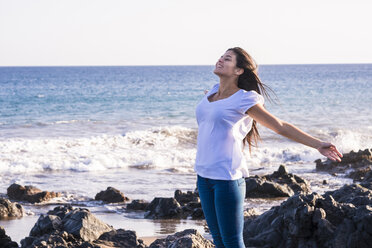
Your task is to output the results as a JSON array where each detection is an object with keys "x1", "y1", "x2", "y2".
[
  {"x1": 0, "y1": 125, "x2": 370, "y2": 174},
  {"x1": 0, "y1": 126, "x2": 197, "y2": 173}
]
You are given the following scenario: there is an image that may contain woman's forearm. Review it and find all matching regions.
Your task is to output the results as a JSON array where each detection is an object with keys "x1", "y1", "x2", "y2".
[
  {"x1": 276, "y1": 121, "x2": 322, "y2": 149},
  {"x1": 247, "y1": 96, "x2": 342, "y2": 161},
  {"x1": 247, "y1": 104, "x2": 323, "y2": 149}
]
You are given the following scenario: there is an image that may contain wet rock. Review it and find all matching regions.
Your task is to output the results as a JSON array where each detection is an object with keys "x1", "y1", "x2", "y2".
[
  {"x1": 181, "y1": 200, "x2": 204, "y2": 219},
  {"x1": 244, "y1": 208, "x2": 260, "y2": 222},
  {"x1": 190, "y1": 207, "x2": 204, "y2": 219},
  {"x1": 30, "y1": 214, "x2": 62, "y2": 237},
  {"x1": 0, "y1": 198, "x2": 24, "y2": 218},
  {"x1": 243, "y1": 182, "x2": 372, "y2": 248},
  {"x1": 149, "y1": 229, "x2": 214, "y2": 248},
  {"x1": 130, "y1": 190, "x2": 204, "y2": 220},
  {"x1": 7, "y1": 183, "x2": 61, "y2": 203},
  {"x1": 174, "y1": 190, "x2": 199, "y2": 205},
  {"x1": 174, "y1": 190, "x2": 204, "y2": 219},
  {"x1": 62, "y1": 208, "x2": 113, "y2": 241},
  {"x1": 127, "y1": 200, "x2": 150, "y2": 211},
  {"x1": 47, "y1": 205, "x2": 74, "y2": 219},
  {"x1": 21, "y1": 230, "x2": 71, "y2": 248},
  {"x1": 245, "y1": 165, "x2": 311, "y2": 198},
  {"x1": 145, "y1": 193, "x2": 204, "y2": 220},
  {"x1": 0, "y1": 226, "x2": 18, "y2": 248},
  {"x1": 316, "y1": 148, "x2": 372, "y2": 181},
  {"x1": 145, "y1": 197, "x2": 182, "y2": 219},
  {"x1": 21, "y1": 206, "x2": 147, "y2": 247},
  {"x1": 95, "y1": 186, "x2": 129, "y2": 203},
  {"x1": 94, "y1": 229, "x2": 146, "y2": 248},
  {"x1": 348, "y1": 166, "x2": 372, "y2": 181},
  {"x1": 23, "y1": 206, "x2": 114, "y2": 245},
  {"x1": 21, "y1": 230, "x2": 96, "y2": 248},
  {"x1": 324, "y1": 183, "x2": 372, "y2": 207},
  {"x1": 362, "y1": 170, "x2": 372, "y2": 183}
]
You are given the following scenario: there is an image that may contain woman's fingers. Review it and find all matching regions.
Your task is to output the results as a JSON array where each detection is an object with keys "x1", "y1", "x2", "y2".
[
  {"x1": 329, "y1": 144, "x2": 342, "y2": 158},
  {"x1": 319, "y1": 142, "x2": 342, "y2": 162},
  {"x1": 330, "y1": 148, "x2": 343, "y2": 161},
  {"x1": 331, "y1": 146, "x2": 343, "y2": 158},
  {"x1": 332, "y1": 151, "x2": 342, "y2": 161},
  {"x1": 329, "y1": 152, "x2": 341, "y2": 162},
  {"x1": 327, "y1": 154, "x2": 338, "y2": 162}
]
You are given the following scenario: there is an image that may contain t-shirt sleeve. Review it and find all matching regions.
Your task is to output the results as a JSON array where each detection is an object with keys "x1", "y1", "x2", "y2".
[{"x1": 239, "y1": 90, "x2": 264, "y2": 114}]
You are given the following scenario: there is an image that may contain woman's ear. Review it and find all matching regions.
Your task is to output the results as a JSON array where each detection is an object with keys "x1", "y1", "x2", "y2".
[{"x1": 235, "y1": 67, "x2": 244, "y2": 76}]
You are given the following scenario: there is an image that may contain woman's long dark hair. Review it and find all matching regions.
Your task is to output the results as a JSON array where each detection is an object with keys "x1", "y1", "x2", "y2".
[{"x1": 228, "y1": 47, "x2": 275, "y2": 153}]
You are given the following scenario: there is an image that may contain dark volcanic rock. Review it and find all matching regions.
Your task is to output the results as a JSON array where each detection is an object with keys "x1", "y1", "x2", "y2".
[
  {"x1": 7, "y1": 183, "x2": 61, "y2": 203},
  {"x1": 243, "y1": 208, "x2": 260, "y2": 222},
  {"x1": 130, "y1": 190, "x2": 204, "y2": 220},
  {"x1": 0, "y1": 226, "x2": 18, "y2": 248},
  {"x1": 21, "y1": 206, "x2": 146, "y2": 248},
  {"x1": 181, "y1": 200, "x2": 204, "y2": 219},
  {"x1": 145, "y1": 197, "x2": 182, "y2": 219},
  {"x1": 174, "y1": 189, "x2": 199, "y2": 205},
  {"x1": 149, "y1": 229, "x2": 214, "y2": 248},
  {"x1": 243, "y1": 182, "x2": 372, "y2": 248},
  {"x1": 21, "y1": 230, "x2": 78, "y2": 248},
  {"x1": 324, "y1": 183, "x2": 372, "y2": 207},
  {"x1": 348, "y1": 166, "x2": 372, "y2": 181},
  {"x1": 94, "y1": 229, "x2": 146, "y2": 248},
  {"x1": 245, "y1": 165, "x2": 311, "y2": 198},
  {"x1": 190, "y1": 207, "x2": 204, "y2": 219},
  {"x1": 362, "y1": 170, "x2": 372, "y2": 183},
  {"x1": 174, "y1": 190, "x2": 204, "y2": 219},
  {"x1": 0, "y1": 198, "x2": 24, "y2": 218},
  {"x1": 47, "y1": 205, "x2": 74, "y2": 219},
  {"x1": 23, "y1": 206, "x2": 113, "y2": 246},
  {"x1": 22, "y1": 228, "x2": 147, "y2": 248},
  {"x1": 316, "y1": 148, "x2": 372, "y2": 181},
  {"x1": 95, "y1": 186, "x2": 129, "y2": 203},
  {"x1": 30, "y1": 214, "x2": 62, "y2": 237},
  {"x1": 127, "y1": 200, "x2": 150, "y2": 211},
  {"x1": 21, "y1": 229, "x2": 100, "y2": 248},
  {"x1": 62, "y1": 208, "x2": 113, "y2": 241}
]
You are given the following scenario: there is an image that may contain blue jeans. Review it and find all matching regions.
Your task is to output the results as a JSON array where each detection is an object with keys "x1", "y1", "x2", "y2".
[{"x1": 197, "y1": 174, "x2": 246, "y2": 248}]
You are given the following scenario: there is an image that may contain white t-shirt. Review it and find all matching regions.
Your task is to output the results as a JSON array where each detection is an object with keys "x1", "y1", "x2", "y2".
[{"x1": 194, "y1": 83, "x2": 264, "y2": 180}]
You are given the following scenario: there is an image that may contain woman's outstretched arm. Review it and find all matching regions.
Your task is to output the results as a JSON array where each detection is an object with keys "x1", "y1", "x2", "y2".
[{"x1": 247, "y1": 103, "x2": 343, "y2": 162}]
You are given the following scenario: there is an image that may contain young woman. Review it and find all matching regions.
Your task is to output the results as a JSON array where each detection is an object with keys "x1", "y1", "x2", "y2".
[{"x1": 194, "y1": 47, "x2": 342, "y2": 248}]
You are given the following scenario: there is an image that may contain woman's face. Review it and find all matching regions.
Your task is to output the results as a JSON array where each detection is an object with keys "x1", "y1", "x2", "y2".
[{"x1": 213, "y1": 50, "x2": 241, "y2": 77}]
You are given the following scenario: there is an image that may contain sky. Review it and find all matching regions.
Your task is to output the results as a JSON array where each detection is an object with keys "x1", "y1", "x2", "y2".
[{"x1": 0, "y1": 0, "x2": 371, "y2": 66}]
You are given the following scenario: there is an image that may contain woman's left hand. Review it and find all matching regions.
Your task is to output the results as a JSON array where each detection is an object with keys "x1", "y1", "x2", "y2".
[{"x1": 317, "y1": 142, "x2": 343, "y2": 162}]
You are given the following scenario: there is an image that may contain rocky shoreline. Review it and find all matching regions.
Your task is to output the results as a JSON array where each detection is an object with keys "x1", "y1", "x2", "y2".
[
  {"x1": 1, "y1": 149, "x2": 371, "y2": 248},
  {"x1": 315, "y1": 148, "x2": 372, "y2": 181}
]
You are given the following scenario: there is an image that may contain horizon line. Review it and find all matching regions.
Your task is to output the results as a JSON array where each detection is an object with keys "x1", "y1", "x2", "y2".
[{"x1": 1, "y1": 62, "x2": 372, "y2": 67}]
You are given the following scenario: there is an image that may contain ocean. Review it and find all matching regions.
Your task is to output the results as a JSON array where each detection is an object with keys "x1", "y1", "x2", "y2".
[{"x1": 0, "y1": 64, "x2": 371, "y2": 242}]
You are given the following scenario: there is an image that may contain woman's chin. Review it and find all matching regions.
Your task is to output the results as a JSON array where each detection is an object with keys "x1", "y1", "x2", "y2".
[{"x1": 213, "y1": 69, "x2": 222, "y2": 76}]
